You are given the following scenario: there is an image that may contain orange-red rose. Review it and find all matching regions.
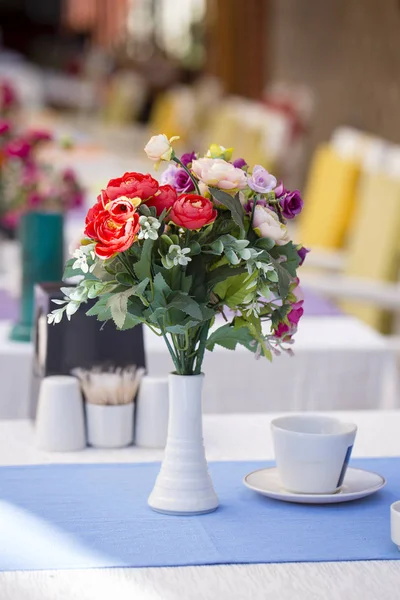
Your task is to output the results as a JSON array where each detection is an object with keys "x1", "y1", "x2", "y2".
[
  {"x1": 169, "y1": 194, "x2": 217, "y2": 230},
  {"x1": 84, "y1": 194, "x2": 140, "y2": 258},
  {"x1": 105, "y1": 172, "x2": 158, "y2": 201},
  {"x1": 146, "y1": 184, "x2": 177, "y2": 215}
]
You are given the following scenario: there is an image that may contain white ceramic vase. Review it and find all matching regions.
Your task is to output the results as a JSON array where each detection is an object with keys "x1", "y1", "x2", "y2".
[
  {"x1": 148, "y1": 373, "x2": 219, "y2": 515},
  {"x1": 135, "y1": 376, "x2": 169, "y2": 449},
  {"x1": 86, "y1": 402, "x2": 135, "y2": 448}
]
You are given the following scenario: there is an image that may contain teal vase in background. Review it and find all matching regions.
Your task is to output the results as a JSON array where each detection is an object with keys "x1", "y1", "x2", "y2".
[{"x1": 10, "y1": 212, "x2": 64, "y2": 342}]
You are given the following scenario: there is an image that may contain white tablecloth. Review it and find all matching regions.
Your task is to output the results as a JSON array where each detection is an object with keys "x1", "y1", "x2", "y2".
[
  {"x1": 0, "y1": 317, "x2": 398, "y2": 418},
  {"x1": 0, "y1": 410, "x2": 399, "y2": 600}
]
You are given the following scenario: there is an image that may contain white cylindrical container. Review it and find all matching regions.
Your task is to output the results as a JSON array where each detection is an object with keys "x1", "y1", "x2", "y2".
[
  {"x1": 35, "y1": 375, "x2": 86, "y2": 452},
  {"x1": 135, "y1": 376, "x2": 169, "y2": 449},
  {"x1": 86, "y1": 402, "x2": 135, "y2": 448},
  {"x1": 148, "y1": 373, "x2": 219, "y2": 515}
]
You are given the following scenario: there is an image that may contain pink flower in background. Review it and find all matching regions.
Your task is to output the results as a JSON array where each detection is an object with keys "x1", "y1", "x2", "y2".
[
  {"x1": 27, "y1": 192, "x2": 43, "y2": 208},
  {"x1": 0, "y1": 80, "x2": 18, "y2": 110},
  {"x1": 26, "y1": 129, "x2": 52, "y2": 145},
  {"x1": 5, "y1": 138, "x2": 31, "y2": 160},
  {"x1": 0, "y1": 119, "x2": 10, "y2": 136}
]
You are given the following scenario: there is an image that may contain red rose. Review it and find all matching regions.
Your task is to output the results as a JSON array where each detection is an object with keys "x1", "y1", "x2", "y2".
[
  {"x1": 169, "y1": 194, "x2": 217, "y2": 230},
  {"x1": 146, "y1": 184, "x2": 177, "y2": 215},
  {"x1": 84, "y1": 194, "x2": 140, "y2": 259},
  {"x1": 105, "y1": 172, "x2": 158, "y2": 201}
]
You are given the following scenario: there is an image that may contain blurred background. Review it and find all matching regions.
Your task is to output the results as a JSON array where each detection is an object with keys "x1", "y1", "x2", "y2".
[{"x1": 1, "y1": 0, "x2": 400, "y2": 417}]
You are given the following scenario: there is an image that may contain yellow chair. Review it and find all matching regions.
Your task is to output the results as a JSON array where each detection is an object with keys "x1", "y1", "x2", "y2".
[
  {"x1": 299, "y1": 144, "x2": 361, "y2": 250},
  {"x1": 339, "y1": 171, "x2": 400, "y2": 331},
  {"x1": 149, "y1": 87, "x2": 195, "y2": 144}
]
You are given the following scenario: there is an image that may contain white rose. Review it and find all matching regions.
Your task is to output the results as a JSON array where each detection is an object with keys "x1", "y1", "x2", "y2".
[
  {"x1": 144, "y1": 134, "x2": 179, "y2": 163},
  {"x1": 252, "y1": 205, "x2": 290, "y2": 246},
  {"x1": 191, "y1": 157, "x2": 247, "y2": 191}
]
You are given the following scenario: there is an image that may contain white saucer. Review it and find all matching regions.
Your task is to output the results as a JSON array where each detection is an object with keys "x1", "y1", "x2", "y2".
[{"x1": 243, "y1": 467, "x2": 386, "y2": 504}]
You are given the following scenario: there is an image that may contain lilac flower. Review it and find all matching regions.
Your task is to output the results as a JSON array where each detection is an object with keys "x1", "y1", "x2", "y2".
[
  {"x1": 174, "y1": 168, "x2": 195, "y2": 193},
  {"x1": 180, "y1": 151, "x2": 197, "y2": 167},
  {"x1": 248, "y1": 165, "x2": 277, "y2": 194},
  {"x1": 297, "y1": 246, "x2": 309, "y2": 265},
  {"x1": 233, "y1": 157, "x2": 247, "y2": 169},
  {"x1": 280, "y1": 190, "x2": 303, "y2": 219},
  {"x1": 161, "y1": 164, "x2": 179, "y2": 186}
]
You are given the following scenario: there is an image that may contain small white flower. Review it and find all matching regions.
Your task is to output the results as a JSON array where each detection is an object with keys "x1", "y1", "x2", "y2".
[
  {"x1": 162, "y1": 244, "x2": 192, "y2": 269},
  {"x1": 72, "y1": 244, "x2": 96, "y2": 273},
  {"x1": 138, "y1": 215, "x2": 161, "y2": 241}
]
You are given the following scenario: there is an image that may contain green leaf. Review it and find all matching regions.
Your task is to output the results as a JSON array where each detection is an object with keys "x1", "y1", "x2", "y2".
[
  {"x1": 270, "y1": 242, "x2": 301, "y2": 277},
  {"x1": 181, "y1": 274, "x2": 193, "y2": 294},
  {"x1": 188, "y1": 240, "x2": 201, "y2": 255},
  {"x1": 116, "y1": 272, "x2": 136, "y2": 286},
  {"x1": 168, "y1": 292, "x2": 203, "y2": 321},
  {"x1": 209, "y1": 188, "x2": 245, "y2": 233},
  {"x1": 214, "y1": 271, "x2": 258, "y2": 309},
  {"x1": 166, "y1": 319, "x2": 200, "y2": 334},
  {"x1": 268, "y1": 256, "x2": 291, "y2": 298},
  {"x1": 106, "y1": 293, "x2": 129, "y2": 329},
  {"x1": 206, "y1": 323, "x2": 254, "y2": 351},
  {"x1": 133, "y1": 239, "x2": 154, "y2": 281},
  {"x1": 86, "y1": 295, "x2": 112, "y2": 320},
  {"x1": 254, "y1": 237, "x2": 275, "y2": 251},
  {"x1": 206, "y1": 264, "x2": 246, "y2": 290},
  {"x1": 120, "y1": 313, "x2": 142, "y2": 330}
]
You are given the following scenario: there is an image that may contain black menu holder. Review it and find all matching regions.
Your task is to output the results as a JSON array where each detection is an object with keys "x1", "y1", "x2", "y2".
[{"x1": 30, "y1": 282, "x2": 146, "y2": 419}]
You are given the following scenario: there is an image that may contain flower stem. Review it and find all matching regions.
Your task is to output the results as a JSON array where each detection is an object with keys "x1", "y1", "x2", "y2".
[
  {"x1": 173, "y1": 157, "x2": 201, "y2": 195},
  {"x1": 193, "y1": 320, "x2": 212, "y2": 375}
]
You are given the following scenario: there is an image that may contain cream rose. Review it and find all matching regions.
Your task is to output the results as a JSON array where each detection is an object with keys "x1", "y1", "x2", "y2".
[
  {"x1": 252, "y1": 205, "x2": 290, "y2": 246},
  {"x1": 191, "y1": 157, "x2": 247, "y2": 191},
  {"x1": 144, "y1": 134, "x2": 179, "y2": 163}
]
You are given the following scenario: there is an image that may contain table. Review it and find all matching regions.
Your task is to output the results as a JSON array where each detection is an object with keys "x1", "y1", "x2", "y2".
[
  {"x1": 0, "y1": 315, "x2": 397, "y2": 418},
  {"x1": 0, "y1": 410, "x2": 400, "y2": 600}
]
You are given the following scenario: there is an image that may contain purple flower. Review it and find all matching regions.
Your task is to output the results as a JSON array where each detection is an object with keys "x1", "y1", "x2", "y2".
[
  {"x1": 297, "y1": 246, "x2": 309, "y2": 265},
  {"x1": 174, "y1": 168, "x2": 195, "y2": 193},
  {"x1": 180, "y1": 151, "x2": 197, "y2": 167},
  {"x1": 233, "y1": 157, "x2": 247, "y2": 169},
  {"x1": 161, "y1": 164, "x2": 179, "y2": 186},
  {"x1": 243, "y1": 197, "x2": 267, "y2": 214},
  {"x1": 280, "y1": 190, "x2": 303, "y2": 219},
  {"x1": 248, "y1": 165, "x2": 277, "y2": 194},
  {"x1": 274, "y1": 180, "x2": 287, "y2": 198}
]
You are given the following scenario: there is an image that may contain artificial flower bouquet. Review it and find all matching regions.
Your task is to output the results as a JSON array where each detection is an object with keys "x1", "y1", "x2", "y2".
[
  {"x1": 0, "y1": 79, "x2": 84, "y2": 232},
  {"x1": 49, "y1": 134, "x2": 307, "y2": 375}
]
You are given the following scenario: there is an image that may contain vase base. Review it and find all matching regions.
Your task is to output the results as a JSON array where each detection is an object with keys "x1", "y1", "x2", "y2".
[
  {"x1": 9, "y1": 322, "x2": 32, "y2": 342},
  {"x1": 149, "y1": 504, "x2": 218, "y2": 516}
]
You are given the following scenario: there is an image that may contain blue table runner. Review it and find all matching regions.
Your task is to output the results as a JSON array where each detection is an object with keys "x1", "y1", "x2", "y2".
[{"x1": 0, "y1": 458, "x2": 399, "y2": 571}]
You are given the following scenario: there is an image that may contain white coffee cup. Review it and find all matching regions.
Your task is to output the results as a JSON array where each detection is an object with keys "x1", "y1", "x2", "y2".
[
  {"x1": 271, "y1": 415, "x2": 357, "y2": 494},
  {"x1": 390, "y1": 501, "x2": 400, "y2": 550},
  {"x1": 35, "y1": 375, "x2": 86, "y2": 452}
]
